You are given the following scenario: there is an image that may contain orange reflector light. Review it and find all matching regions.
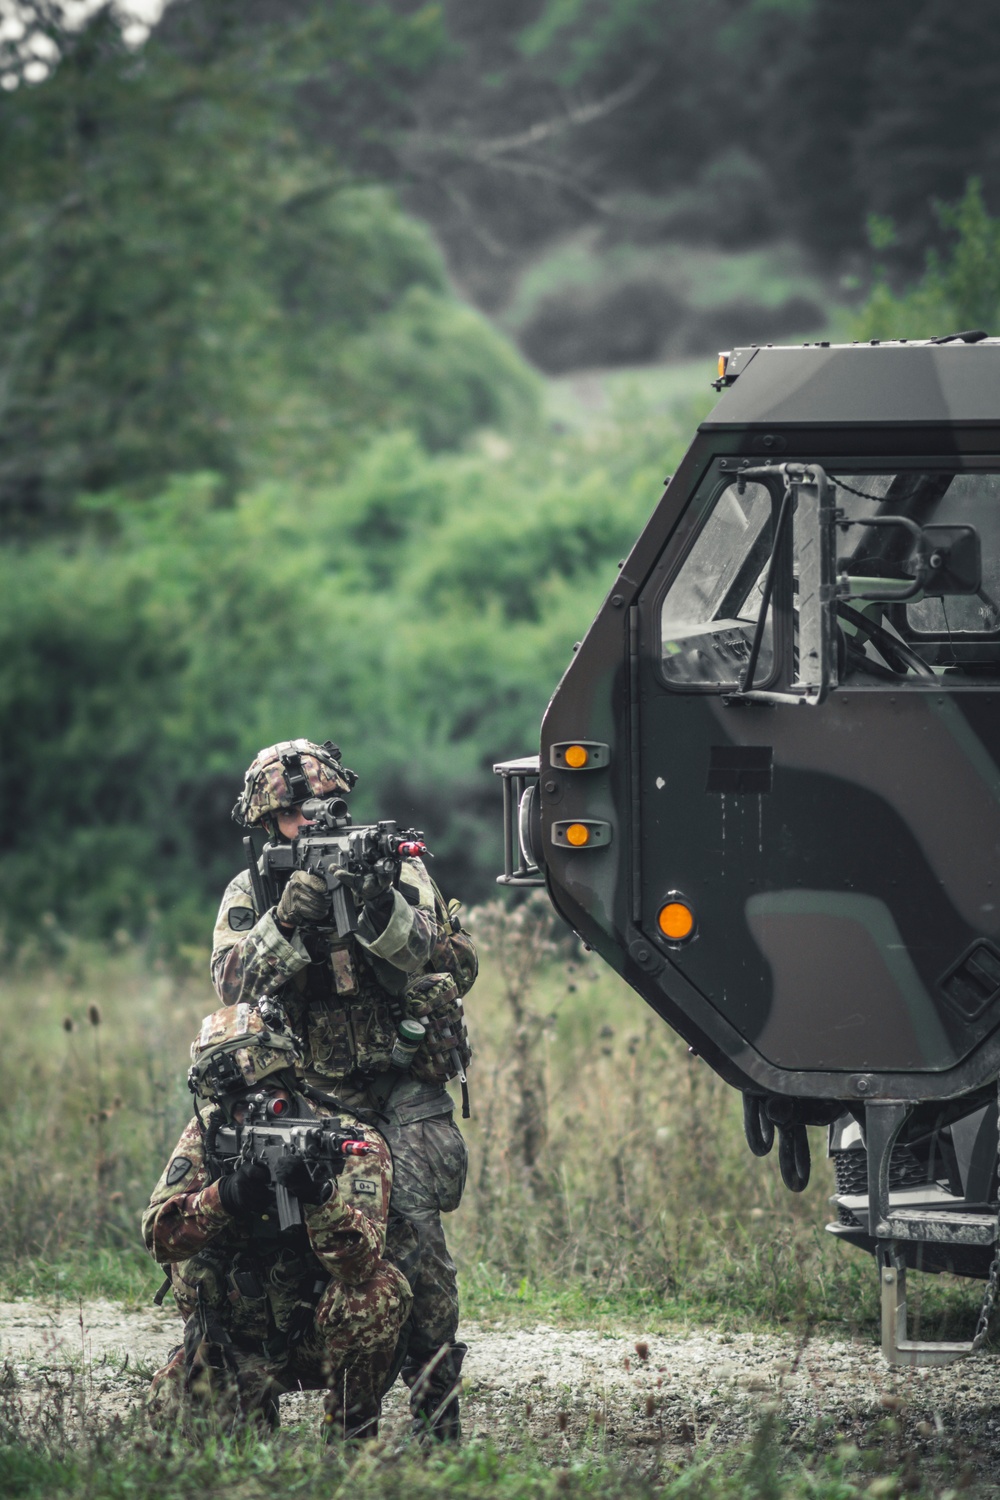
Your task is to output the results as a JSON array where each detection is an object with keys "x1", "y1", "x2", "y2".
[
  {"x1": 658, "y1": 901, "x2": 695, "y2": 941},
  {"x1": 564, "y1": 744, "x2": 589, "y2": 769},
  {"x1": 717, "y1": 352, "x2": 729, "y2": 380},
  {"x1": 565, "y1": 823, "x2": 591, "y2": 847}
]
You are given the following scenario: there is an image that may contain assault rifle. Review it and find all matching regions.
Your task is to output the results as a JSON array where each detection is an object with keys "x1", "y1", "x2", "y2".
[
  {"x1": 244, "y1": 796, "x2": 428, "y2": 939},
  {"x1": 214, "y1": 1099, "x2": 375, "y2": 1231}
]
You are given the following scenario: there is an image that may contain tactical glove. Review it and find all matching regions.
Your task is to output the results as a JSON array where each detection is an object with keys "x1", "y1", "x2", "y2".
[
  {"x1": 359, "y1": 864, "x2": 396, "y2": 903},
  {"x1": 362, "y1": 886, "x2": 396, "y2": 935},
  {"x1": 329, "y1": 863, "x2": 396, "y2": 906},
  {"x1": 275, "y1": 870, "x2": 329, "y2": 930},
  {"x1": 273, "y1": 1154, "x2": 334, "y2": 1204},
  {"x1": 217, "y1": 1159, "x2": 272, "y2": 1217}
]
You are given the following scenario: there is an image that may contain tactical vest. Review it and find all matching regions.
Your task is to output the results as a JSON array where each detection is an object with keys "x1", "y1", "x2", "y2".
[{"x1": 284, "y1": 936, "x2": 401, "y2": 1082}]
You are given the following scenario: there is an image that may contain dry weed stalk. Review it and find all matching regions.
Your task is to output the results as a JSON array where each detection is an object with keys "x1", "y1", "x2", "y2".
[{"x1": 467, "y1": 895, "x2": 563, "y2": 1194}]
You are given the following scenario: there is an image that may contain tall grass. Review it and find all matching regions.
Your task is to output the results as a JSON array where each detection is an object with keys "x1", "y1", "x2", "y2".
[
  {"x1": 0, "y1": 940, "x2": 204, "y2": 1300},
  {"x1": 0, "y1": 1394, "x2": 956, "y2": 1500},
  {"x1": 456, "y1": 897, "x2": 985, "y2": 1340},
  {"x1": 457, "y1": 898, "x2": 864, "y2": 1332},
  {"x1": 0, "y1": 905, "x2": 985, "y2": 1339}
]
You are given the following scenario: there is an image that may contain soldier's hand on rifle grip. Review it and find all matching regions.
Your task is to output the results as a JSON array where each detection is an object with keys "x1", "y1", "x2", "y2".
[
  {"x1": 362, "y1": 884, "x2": 396, "y2": 934},
  {"x1": 217, "y1": 1159, "x2": 272, "y2": 1217},
  {"x1": 359, "y1": 862, "x2": 397, "y2": 903},
  {"x1": 275, "y1": 870, "x2": 329, "y2": 932},
  {"x1": 273, "y1": 1154, "x2": 334, "y2": 1204}
]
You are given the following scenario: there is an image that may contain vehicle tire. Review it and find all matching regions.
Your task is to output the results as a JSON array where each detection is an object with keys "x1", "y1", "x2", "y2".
[
  {"x1": 743, "y1": 1093, "x2": 774, "y2": 1157},
  {"x1": 778, "y1": 1121, "x2": 810, "y2": 1191}
]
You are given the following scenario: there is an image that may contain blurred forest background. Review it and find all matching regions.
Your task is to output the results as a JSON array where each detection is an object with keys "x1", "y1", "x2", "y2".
[{"x1": 3, "y1": 0, "x2": 1000, "y2": 953}]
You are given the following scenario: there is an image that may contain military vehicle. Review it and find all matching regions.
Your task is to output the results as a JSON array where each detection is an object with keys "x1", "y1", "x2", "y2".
[{"x1": 495, "y1": 334, "x2": 1000, "y2": 1366}]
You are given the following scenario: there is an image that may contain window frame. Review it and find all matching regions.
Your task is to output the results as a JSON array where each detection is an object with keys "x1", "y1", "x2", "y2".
[{"x1": 652, "y1": 461, "x2": 792, "y2": 695}]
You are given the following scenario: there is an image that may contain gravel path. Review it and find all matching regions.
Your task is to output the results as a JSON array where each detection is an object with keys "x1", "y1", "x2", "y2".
[{"x1": 2, "y1": 1300, "x2": 1000, "y2": 1475}]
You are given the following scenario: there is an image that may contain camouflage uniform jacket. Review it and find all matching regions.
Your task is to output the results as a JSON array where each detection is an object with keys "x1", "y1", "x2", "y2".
[
  {"x1": 211, "y1": 856, "x2": 477, "y2": 1105},
  {"x1": 142, "y1": 1111, "x2": 395, "y2": 1349}
]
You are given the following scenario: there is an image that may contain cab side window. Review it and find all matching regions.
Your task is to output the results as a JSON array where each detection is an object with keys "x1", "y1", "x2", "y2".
[{"x1": 660, "y1": 481, "x2": 774, "y2": 688}]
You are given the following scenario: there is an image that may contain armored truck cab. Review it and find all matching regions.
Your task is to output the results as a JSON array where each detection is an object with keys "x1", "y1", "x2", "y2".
[{"x1": 496, "y1": 338, "x2": 1000, "y2": 1365}]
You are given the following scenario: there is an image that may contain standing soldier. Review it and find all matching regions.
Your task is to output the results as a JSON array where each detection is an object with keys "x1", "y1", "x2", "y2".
[
  {"x1": 143, "y1": 1003, "x2": 410, "y2": 1439},
  {"x1": 212, "y1": 739, "x2": 477, "y2": 1441}
]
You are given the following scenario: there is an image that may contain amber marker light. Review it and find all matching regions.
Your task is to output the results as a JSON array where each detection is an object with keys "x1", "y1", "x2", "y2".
[
  {"x1": 717, "y1": 352, "x2": 729, "y2": 381},
  {"x1": 564, "y1": 744, "x2": 589, "y2": 769},
  {"x1": 565, "y1": 823, "x2": 591, "y2": 847},
  {"x1": 658, "y1": 900, "x2": 695, "y2": 941}
]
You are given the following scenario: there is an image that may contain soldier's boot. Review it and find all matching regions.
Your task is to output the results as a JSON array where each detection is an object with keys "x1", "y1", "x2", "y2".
[
  {"x1": 241, "y1": 1384, "x2": 280, "y2": 1432},
  {"x1": 147, "y1": 1316, "x2": 246, "y2": 1435},
  {"x1": 323, "y1": 1347, "x2": 395, "y2": 1445},
  {"x1": 148, "y1": 1337, "x2": 255, "y2": 1436},
  {"x1": 405, "y1": 1341, "x2": 467, "y2": 1444},
  {"x1": 146, "y1": 1345, "x2": 187, "y2": 1430}
]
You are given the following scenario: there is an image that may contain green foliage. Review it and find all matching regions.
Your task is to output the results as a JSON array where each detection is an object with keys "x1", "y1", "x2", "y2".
[
  {"x1": 853, "y1": 180, "x2": 1000, "y2": 340},
  {"x1": 0, "y1": 4, "x2": 535, "y2": 526},
  {"x1": 496, "y1": 0, "x2": 1000, "y2": 289},
  {"x1": 335, "y1": 285, "x2": 540, "y2": 456},
  {"x1": 0, "y1": 1426, "x2": 940, "y2": 1500},
  {"x1": 0, "y1": 943, "x2": 983, "y2": 1496},
  {"x1": 0, "y1": 1249, "x2": 162, "y2": 1306},
  {"x1": 515, "y1": 3, "x2": 796, "y2": 244},
  {"x1": 0, "y1": 948, "x2": 200, "y2": 1276},
  {"x1": 520, "y1": 0, "x2": 808, "y2": 83},
  {"x1": 0, "y1": 396, "x2": 687, "y2": 947},
  {"x1": 0, "y1": 909, "x2": 951, "y2": 1346}
]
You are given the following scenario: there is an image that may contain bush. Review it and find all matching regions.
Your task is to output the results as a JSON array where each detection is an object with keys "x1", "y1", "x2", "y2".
[
  {"x1": 853, "y1": 179, "x2": 1000, "y2": 341},
  {"x1": 0, "y1": 919, "x2": 982, "y2": 1349},
  {"x1": 0, "y1": 6, "x2": 536, "y2": 525},
  {"x1": 0, "y1": 391, "x2": 694, "y2": 950}
]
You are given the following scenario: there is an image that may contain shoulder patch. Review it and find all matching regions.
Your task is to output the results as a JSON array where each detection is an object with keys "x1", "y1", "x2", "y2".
[
  {"x1": 228, "y1": 907, "x2": 256, "y2": 932},
  {"x1": 352, "y1": 1179, "x2": 377, "y2": 1197},
  {"x1": 165, "y1": 1156, "x2": 193, "y2": 1187}
]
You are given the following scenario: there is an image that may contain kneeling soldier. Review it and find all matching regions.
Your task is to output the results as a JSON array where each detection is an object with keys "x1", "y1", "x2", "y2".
[{"x1": 142, "y1": 1003, "x2": 411, "y2": 1439}]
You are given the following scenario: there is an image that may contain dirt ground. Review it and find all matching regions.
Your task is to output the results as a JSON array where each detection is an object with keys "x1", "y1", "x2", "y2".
[{"x1": 3, "y1": 1299, "x2": 1000, "y2": 1474}]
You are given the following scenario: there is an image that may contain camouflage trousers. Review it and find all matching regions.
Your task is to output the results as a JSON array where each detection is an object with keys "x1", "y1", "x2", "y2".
[
  {"x1": 382, "y1": 1107, "x2": 468, "y2": 1439},
  {"x1": 147, "y1": 1261, "x2": 410, "y2": 1440}
]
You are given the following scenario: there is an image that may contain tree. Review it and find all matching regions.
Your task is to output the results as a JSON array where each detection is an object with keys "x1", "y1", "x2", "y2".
[
  {"x1": 858, "y1": 0, "x2": 1000, "y2": 268},
  {"x1": 768, "y1": 0, "x2": 911, "y2": 262},
  {"x1": 0, "y1": 2, "x2": 536, "y2": 528},
  {"x1": 853, "y1": 179, "x2": 1000, "y2": 340}
]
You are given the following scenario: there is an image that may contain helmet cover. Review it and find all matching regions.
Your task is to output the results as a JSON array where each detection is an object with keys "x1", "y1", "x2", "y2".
[
  {"x1": 232, "y1": 738, "x2": 357, "y2": 828},
  {"x1": 188, "y1": 1002, "x2": 301, "y2": 1100}
]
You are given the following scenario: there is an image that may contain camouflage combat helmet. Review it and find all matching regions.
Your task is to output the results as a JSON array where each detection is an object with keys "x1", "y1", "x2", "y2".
[
  {"x1": 188, "y1": 1002, "x2": 301, "y2": 1100},
  {"x1": 232, "y1": 738, "x2": 357, "y2": 829}
]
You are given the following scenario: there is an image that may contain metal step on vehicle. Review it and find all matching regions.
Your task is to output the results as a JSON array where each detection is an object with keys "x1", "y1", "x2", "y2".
[{"x1": 496, "y1": 334, "x2": 1000, "y2": 1366}]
